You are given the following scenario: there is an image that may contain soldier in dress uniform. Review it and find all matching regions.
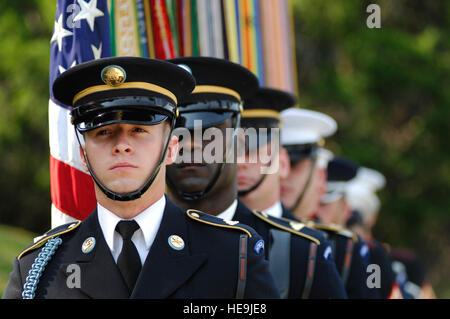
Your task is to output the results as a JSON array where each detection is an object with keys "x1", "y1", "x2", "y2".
[
  {"x1": 278, "y1": 108, "x2": 337, "y2": 222},
  {"x1": 346, "y1": 167, "x2": 427, "y2": 299},
  {"x1": 315, "y1": 156, "x2": 380, "y2": 298},
  {"x1": 345, "y1": 167, "x2": 387, "y2": 242},
  {"x1": 2, "y1": 56, "x2": 280, "y2": 299},
  {"x1": 278, "y1": 108, "x2": 376, "y2": 298},
  {"x1": 389, "y1": 248, "x2": 436, "y2": 299},
  {"x1": 165, "y1": 56, "x2": 347, "y2": 299},
  {"x1": 347, "y1": 168, "x2": 436, "y2": 299}
]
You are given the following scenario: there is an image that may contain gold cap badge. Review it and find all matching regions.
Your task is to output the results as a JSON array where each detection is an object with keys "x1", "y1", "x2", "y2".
[{"x1": 101, "y1": 65, "x2": 126, "y2": 87}]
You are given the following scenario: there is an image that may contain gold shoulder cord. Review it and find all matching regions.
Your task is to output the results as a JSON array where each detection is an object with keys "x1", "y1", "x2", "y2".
[{"x1": 18, "y1": 221, "x2": 81, "y2": 261}]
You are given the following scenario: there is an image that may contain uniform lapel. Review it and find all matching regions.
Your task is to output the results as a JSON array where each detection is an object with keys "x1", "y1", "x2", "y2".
[
  {"x1": 234, "y1": 200, "x2": 255, "y2": 225},
  {"x1": 281, "y1": 204, "x2": 297, "y2": 220},
  {"x1": 60, "y1": 209, "x2": 129, "y2": 298},
  {"x1": 130, "y1": 198, "x2": 207, "y2": 299}
]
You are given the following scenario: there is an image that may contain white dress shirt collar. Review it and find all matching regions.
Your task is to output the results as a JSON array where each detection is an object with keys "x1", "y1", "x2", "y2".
[
  {"x1": 97, "y1": 195, "x2": 166, "y2": 264},
  {"x1": 133, "y1": 195, "x2": 166, "y2": 249},
  {"x1": 216, "y1": 199, "x2": 238, "y2": 221},
  {"x1": 264, "y1": 200, "x2": 283, "y2": 218}
]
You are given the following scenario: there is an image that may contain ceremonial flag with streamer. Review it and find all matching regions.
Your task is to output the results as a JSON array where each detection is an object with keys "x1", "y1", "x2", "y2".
[
  {"x1": 49, "y1": 0, "x2": 111, "y2": 226},
  {"x1": 149, "y1": 0, "x2": 176, "y2": 59},
  {"x1": 49, "y1": 0, "x2": 298, "y2": 226}
]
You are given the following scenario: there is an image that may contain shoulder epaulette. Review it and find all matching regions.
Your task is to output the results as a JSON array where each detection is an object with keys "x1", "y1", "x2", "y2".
[
  {"x1": 252, "y1": 210, "x2": 321, "y2": 245},
  {"x1": 18, "y1": 221, "x2": 81, "y2": 261},
  {"x1": 305, "y1": 221, "x2": 358, "y2": 241},
  {"x1": 186, "y1": 209, "x2": 253, "y2": 238}
]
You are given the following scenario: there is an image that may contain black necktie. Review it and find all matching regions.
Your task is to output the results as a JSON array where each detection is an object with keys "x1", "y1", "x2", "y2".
[{"x1": 115, "y1": 220, "x2": 142, "y2": 293}]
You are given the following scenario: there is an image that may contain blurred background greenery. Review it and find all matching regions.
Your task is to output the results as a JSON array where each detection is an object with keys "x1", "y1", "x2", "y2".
[
  {"x1": 0, "y1": 0, "x2": 448, "y2": 297},
  {"x1": 292, "y1": 0, "x2": 449, "y2": 297}
]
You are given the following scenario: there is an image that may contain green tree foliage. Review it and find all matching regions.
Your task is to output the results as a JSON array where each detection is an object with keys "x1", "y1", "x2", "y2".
[
  {"x1": 293, "y1": 0, "x2": 449, "y2": 296},
  {"x1": 0, "y1": 0, "x2": 56, "y2": 232}
]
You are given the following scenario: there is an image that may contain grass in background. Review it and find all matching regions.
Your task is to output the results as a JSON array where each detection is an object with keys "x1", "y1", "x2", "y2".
[{"x1": 0, "y1": 224, "x2": 36, "y2": 297}]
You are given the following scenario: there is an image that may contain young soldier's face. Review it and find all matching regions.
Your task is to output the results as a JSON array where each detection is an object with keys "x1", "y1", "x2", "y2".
[
  {"x1": 316, "y1": 198, "x2": 351, "y2": 225},
  {"x1": 82, "y1": 122, "x2": 174, "y2": 194},
  {"x1": 237, "y1": 142, "x2": 282, "y2": 203},
  {"x1": 280, "y1": 158, "x2": 323, "y2": 219},
  {"x1": 237, "y1": 142, "x2": 273, "y2": 190}
]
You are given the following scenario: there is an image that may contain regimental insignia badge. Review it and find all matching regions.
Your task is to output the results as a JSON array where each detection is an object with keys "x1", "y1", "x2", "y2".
[
  {"x1": 168, "y1": 235, "x2": 185, "y2": 251},
  {"x1": 323, "y1": 245, "x2": 333, "y2": 260},
  {"x1": 254, "y1": 239, "x2": 265, "y2": 255},
  {"x1": 81, "y1": 237, "x2": 96, "y2": 254},
  {"x1": 101, "y1": 65, "x2": 126, "y2": 87}
]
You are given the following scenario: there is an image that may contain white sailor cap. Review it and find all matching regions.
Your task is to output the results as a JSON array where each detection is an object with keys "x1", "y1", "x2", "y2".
[
  {"x1": 351, "y1": 167, "x2": 386, "y2": 192},
  {"x1": 280, "y1": 108, "x2": 338, "y2": 146},
  {"x1": 346, "y1": 183, "x2": 381, "y2": 219},
  {"x1": 316, "y1": 148, "x2": 334, "y2": 169}
]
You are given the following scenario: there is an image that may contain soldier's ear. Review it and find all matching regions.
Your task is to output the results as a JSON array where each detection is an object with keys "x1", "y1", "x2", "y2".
[
  {"x1": 342, "y1": 200, "x2": 352, "y2": 223},
  {"x1": 165, "y1": 135, "x2": 179, "y2": 166},
  {"x1": 317, "y1": 168, "x2": 328, "y2": 198},
  {"x1": 79, "y1": 146, "x2": 88, "y2": 172},
  {"x1": 278, "y1": 147, "x2": 290, "y2": 179}
]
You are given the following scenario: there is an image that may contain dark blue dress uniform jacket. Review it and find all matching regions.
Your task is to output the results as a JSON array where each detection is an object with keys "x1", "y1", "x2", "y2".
[
  {"x1": 368, "y1": 239, "x2": 396, "y2": 298},
  {"x1": 284, "y1": 204, "x2": 376, "y2": 299},
  {"x1": 2, "y1": 198, "x2": 280, "y2": 299},
  {"x1": 328, "y1": 231, "x2": 374, "y2": 298},
  {"x1": 234, "y1": 200, "x2": 347, "y2": 299}
]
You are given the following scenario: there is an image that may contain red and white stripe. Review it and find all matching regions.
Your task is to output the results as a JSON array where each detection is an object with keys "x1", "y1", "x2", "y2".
[{"x1": 49, "y1": 99, "x2": 97, "y2": 227}]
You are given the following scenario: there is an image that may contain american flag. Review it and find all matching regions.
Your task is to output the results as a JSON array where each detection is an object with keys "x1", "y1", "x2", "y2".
[{"x1": 49, "y1": 0, "x2": 111, "y2": 226}]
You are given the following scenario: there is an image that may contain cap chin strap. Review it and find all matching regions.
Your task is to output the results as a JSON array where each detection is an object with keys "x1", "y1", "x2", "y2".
[
  {"x1": 287, "y1": 156, "x2": 318, "y2": 213},
  {"x1": 167, "y1": 114, "x2": 240, "y2": 202},
  {"x1": 237, "y1": 133, "x2": 279, "y2": 197},
  {"x1": 169, "y1": 159, "x2": 226, "y2": 202},
  {"x1": 237, "y1": 144, "x2": 276, "y2": 197},
  {"x1": 237, "y1": 173, "x2": 268, "y2": 197},
  {"x1": 75, "y1": 119, "x2": 175, "y2": 202}
]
